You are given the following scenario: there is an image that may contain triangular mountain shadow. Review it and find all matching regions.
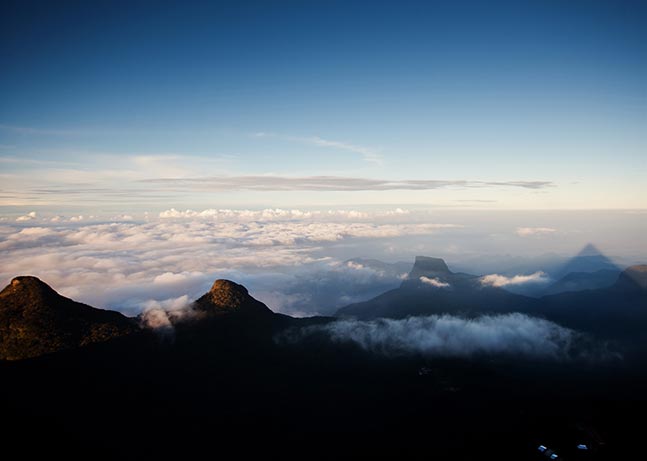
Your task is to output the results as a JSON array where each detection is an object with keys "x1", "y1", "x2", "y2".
[{"x1": 554, "y1": 243, "x2": 620, "y2": 278}]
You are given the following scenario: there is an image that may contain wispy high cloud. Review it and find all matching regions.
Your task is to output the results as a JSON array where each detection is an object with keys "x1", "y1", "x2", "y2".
[
  {"x1": 516, "y1": 227, "x2": 557, "y2": 237},
  {"x1": 479, "y1": 271, "x2": 549, "y2": 287},
  {"x1": 143, "y1": 175, "x2": 554, "y2": 192},
  {"x1": 254, "y1": 132, "x2": 383, "y2": 165}
]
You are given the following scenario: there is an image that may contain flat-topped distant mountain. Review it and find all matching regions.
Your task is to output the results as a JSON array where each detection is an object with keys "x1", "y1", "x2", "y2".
[
  {"x1": 336, "y1": 258, "x2": 647, "y2": 344},
  {"x1": 336, "y1": 256, "x2": 535, "y2": 319}
]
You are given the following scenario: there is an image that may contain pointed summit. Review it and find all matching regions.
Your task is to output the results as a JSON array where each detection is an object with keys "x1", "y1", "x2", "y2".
[
  {"x1": 0, "y1": 276, "x2": 138, "y2": 360},
  {"x1": 5, "y1": 275, "x2": 59, "y2": 299},
  {"x1": 576, "y1": 243, "x2": 604, "y2": 257},
  {"x1": 194, "y1": 279, "x2": 273, "y2": 317},
  {"x1": 556, "y1": 243, "x2": 619, "y2": 277}
]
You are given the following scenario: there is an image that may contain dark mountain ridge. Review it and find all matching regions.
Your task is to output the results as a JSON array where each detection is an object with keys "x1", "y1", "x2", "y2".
[
  {"x1": 0, "y1": 276, "x2": 138, "y2": 360},
  {"x1": 543, "y1": 269, "x2": 620, "y2": 296},
  {"x1": 1, "y1": 268, "x2": 646, "y2": 460},
  {"x1": 337, "y1": 255, "x2": 536, "y2": 319}
]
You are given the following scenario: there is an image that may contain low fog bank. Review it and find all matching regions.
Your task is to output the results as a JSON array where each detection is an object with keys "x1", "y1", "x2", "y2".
[{"x1": 278, "y1": 313, "x2": 617, "y2": 362}]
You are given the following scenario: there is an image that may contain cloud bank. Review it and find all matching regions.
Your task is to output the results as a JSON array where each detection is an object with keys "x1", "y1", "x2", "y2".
[
  {"x1": 143, "y1": 175, "x2": 553, "y2": 192},
  {"x1": 516, "y1": 227, "x2": 556, "y2": 237},
  {"x1": 419, "y1": 276, "x2": 450, "y2": 288},
  {"x1": 480, "y1": 271, "x2": 549, "y2": 287},
  {"x1": 280, "y1": 314, "x2": 603, "y2": 361},
  {"x1": 0, "y1": 210, "x2": 459, "y2": 316}
]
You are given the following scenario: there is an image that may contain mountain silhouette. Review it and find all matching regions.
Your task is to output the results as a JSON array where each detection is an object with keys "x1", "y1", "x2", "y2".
[
  {"x1": 1, "y1": 269, "x2": 646, "y2": 460},
  {"x1": 408, "y1": 256, "x2": 451, "y2": 278},
  {"x1": 539, "y1": 265, "x2": 647, "y2": 341},
  {"x1": 543, "y1": 269, "x2": 620, "y2": 296},
  {"x1": 337, "y1": 256, "x2": 534, "y2": 319},
  {"x1": 0, "y1": 276, "x2": 138, "y2": 360},
  {"x1": 612, "y1": 265, "x2": 647, "y2": 291}
]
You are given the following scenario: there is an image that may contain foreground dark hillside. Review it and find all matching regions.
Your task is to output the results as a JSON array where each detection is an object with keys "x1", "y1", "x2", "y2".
[
  {"x1": 2, "y1": 316, "x2": 646, "y2": 460},
  {"x1": 1, "y1": 269, "x2": 647, "y2": 460},
  {"x1": 0, "y1": 276, "x2": 137, "y2": 360}
]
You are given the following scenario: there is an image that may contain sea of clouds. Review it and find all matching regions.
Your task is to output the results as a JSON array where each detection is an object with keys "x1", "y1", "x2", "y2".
[{"x1": 0, "y1": 208, "x2": 464, "y2": 316}]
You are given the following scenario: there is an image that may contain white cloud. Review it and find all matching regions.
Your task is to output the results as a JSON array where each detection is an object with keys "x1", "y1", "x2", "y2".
[
  {"x1": 158, "y1": 207, "x2": 419, "y2": 221},
  {"x1": 479, "y1": 271, "x2": 549, "y2": 287},
  {"x1": 0, "y1": 211, "x2": 461, "y2": 315},
  {"x1": 16, "y1": 211, "x2": 37, "y2": 222},
  {"x1": 279, "y1": 314, "x2": 593, "y2": 360},
  {"x1": 346, "y1": 261, "x2": 365, "y2": 270},
  {"x1": 419, "y1": 276, "x2": 450, "y2": 288},
  {"x1": 141, "y1": 294, "x2": 193, "y2": 331},
  {"x1": 516, "y1": 227, "x2": 556, "y2": 237},
  {"x1": 145, "y1": 176, "x2": 553, "y2": 192}
]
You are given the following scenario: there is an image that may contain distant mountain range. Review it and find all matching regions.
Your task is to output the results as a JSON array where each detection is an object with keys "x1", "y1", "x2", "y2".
[
  {"x1": 337, "y1": 256, "x2": 647, "y2": 343},
  {"x1": 2, "y1": 255, "x2": 646, "y2": 360},
  {"x1": 542, "y1": 269, "x2": 620, "y2": 296},
  {"x1": 1, "y1": 259, "x2": 647, "y2": 459},
  {"x1": 337, "y1": 256, "x2": 533, "y2": 319}
]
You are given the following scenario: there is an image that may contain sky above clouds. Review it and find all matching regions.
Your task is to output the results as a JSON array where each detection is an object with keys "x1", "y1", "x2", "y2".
[
  {"x1": 0, "y1": 0, "x2": 645, "y2": 211},
  {"x1": 0, "y1": 1, "x2": 645, "y2": 314}
]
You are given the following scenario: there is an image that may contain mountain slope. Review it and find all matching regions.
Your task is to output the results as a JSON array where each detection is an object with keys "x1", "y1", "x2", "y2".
[
  {"x1": 0, "y1": 276, "x2": 138, "y2": 360},
  {"x1": 543, "y1": 269, "x2": 620, "y2": 295},
  {"x1": 337, "y1": 256, "x2": 535, "y2": 319},
  {"x1": 538, "y1": 265, "x2": 647, "y2": 340},
  {"x1": 193, "y1": 279, "x2": 274, "y2": 317}
]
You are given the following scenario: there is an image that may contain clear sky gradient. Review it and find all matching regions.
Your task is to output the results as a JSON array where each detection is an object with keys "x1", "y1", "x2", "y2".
[{"x1": 1, "y1": 0, "x2": 645, "y2": 211}]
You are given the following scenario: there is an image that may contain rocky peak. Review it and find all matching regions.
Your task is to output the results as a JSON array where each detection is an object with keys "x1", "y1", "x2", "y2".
[
  {"x1": 5, "y1": 275, "x2": 58, "y2": 297},
  {"x1": 0, "y1": 276, "x2": 138, "y2": 361},
  {"x1": 193, "y1": 279, "x2": 273, "y2": 316}
]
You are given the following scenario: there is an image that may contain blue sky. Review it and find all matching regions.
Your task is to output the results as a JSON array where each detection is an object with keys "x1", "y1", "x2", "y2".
[{"x1": 1, "y1": 0, "x2": 646, "y2": 210}]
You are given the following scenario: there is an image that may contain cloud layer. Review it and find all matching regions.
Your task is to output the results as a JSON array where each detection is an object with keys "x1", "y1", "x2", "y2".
[
  {"x1": 280, "y1": 314, "x2": 599, "y2": 361},
  {"x1": 516, "y1": 227, "x2": 557, "y2": 237},
  {"x1": 479, "y1": 271, "x2": 549, "y2": 287},
  {"x1": 144, "y1": 175, "x2": 554, "y2": 192},
  {"x1": 0, "y1": 210, "x2": 457, "y2": 316},
  {"x1": 419, "y1": 276, "x2": 450, "y2": 288}
]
